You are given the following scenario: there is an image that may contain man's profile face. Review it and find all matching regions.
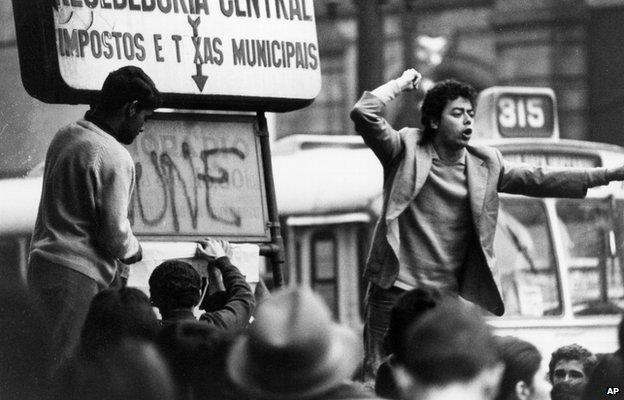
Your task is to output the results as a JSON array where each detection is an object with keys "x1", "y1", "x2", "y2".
[
  {"x1": 433, "y1": 96, "x2": 474, "y2": 152},
  {"x1": 118, "y1": 108, "x2": 153, "y2": 145},
  {"x1": 552, "y1": 359, "x2": 586, "y2": 385}
]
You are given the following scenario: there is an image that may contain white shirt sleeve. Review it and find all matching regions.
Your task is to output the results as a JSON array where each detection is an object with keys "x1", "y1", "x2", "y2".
[{"x1": 370, "y1": 79, "x2": 403, "y2": 104}]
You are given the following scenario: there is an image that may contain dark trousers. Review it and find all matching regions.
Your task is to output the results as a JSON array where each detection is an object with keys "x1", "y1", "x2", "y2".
[
  {"x1": 362, "y1": 283, "x2": 405, "y2": 382},
  {"x1": 27, "y1": 258, "x2": 100, "y2": 368}
]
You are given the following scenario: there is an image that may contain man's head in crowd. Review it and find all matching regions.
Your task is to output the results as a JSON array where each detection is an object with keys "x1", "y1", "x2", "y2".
[
  {"x1": 149, "y1": 260, "x2": 202, "y2": 316},
  {"x1": 392, "y1": 298, "x2": 503, "y2": 400},
  {"x1": 494, "y1": 336, "x2": 551, "y2": 400},
  {"x1": 548, "y1": 344, "x2": 597, "y2": 400},
  {"x1": 377, "y1": 287, "x2": 444, "y2": 399},
  {"x1": 94, "y1": 65, "x2": 162, "y2": 145},
  {"x1": 581, "y1": 351, "x2": 624, "y2": 400},
  {"x1": 419, "y1": 79, "x2": 477, "y2": 148},
  {"x1": 385, "y1": 286, "x2": 443, "y2": 356},
  {"x1": 226, "y1": 287, "x2": 362, "y2": 400},
  {"x1": 549, "y1": 344, "x2": 597, "y2": 385},
  {"x1": 157, "y1": 321, "x2": 240, "y2": 400},
  {"x1": 79, "y1": 287, "x2": 160, "y2": 358},
  {"x1": 55, "y1": 339, "x2": 174, "y2": 400}
]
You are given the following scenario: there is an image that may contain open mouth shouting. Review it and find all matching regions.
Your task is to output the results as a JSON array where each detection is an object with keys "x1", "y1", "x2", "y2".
[{"x1": 461, "y1": 128, "x2": 473, "y2": 141}]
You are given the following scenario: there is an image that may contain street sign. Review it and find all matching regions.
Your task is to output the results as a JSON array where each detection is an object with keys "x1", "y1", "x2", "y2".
[
  {"x1": 11, "y1": 0, "x2": 321, "y2": 111},
  {"x1": 474, "y1": 87, "x2": 559, "y2": 140},
  {"x1": 126, "y1": 112, "x2": 271, "y2": 241}
]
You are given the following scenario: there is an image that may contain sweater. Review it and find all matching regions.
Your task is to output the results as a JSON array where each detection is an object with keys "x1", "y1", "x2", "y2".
[{"x1": 29, "y1": 119, "x2": 140, "y2": 287}]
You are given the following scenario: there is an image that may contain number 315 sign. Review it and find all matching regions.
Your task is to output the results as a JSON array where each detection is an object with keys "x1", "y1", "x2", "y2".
[{"x1": 475, "y1": 87, "x2": 558, "y2": 139}]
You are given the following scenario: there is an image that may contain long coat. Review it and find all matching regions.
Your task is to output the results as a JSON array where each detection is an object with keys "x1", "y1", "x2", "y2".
[{"x1": 351, "y1": 91, "x2": 606, "y2": 316}]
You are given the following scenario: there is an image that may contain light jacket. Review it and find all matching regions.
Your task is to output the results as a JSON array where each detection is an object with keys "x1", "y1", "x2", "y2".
[{"x1": 351, "y1": 91, "x2": 608, "y2": 316}]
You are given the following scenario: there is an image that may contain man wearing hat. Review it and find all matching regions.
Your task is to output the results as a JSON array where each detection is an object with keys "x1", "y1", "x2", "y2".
[
  {"x1": 27, "y1": 66, "x2": 161, "y2": 366},
  {"x1": 226, "y1": 287, "x2": 382, "y2": 400}
]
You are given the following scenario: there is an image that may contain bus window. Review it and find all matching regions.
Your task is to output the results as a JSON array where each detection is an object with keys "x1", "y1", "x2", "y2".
[
  {"x1": 555, "y1": 200, "x2": 624, "y2": 315},
  {"x1": 311, "y1": 231, "x2": 338, "y2": 318},
  {"x1": 497, "y1": 198, "x2": 562, "y2": 316}
]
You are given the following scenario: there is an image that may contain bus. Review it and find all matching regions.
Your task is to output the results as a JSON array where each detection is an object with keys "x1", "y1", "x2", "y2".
[
  {"x1": 271, "y1": 86, "x2": 624, "y2": 357},
  {"x1": 1, "y1": 86, "x2": 623, "y2": 357}
]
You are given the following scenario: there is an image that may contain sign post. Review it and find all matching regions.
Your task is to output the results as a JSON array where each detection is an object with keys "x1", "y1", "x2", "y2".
[{"x1": 256, "y1": 112, "x2": 285, "y2": 287}]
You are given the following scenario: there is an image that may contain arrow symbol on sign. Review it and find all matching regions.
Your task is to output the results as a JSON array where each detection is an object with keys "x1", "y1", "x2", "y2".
[
  {"x1": 188, "y1": 16, "x2": 208, "y2": 92},
  {"x1": 192, "y1": 65, "x2": 208, "y2": 92}
]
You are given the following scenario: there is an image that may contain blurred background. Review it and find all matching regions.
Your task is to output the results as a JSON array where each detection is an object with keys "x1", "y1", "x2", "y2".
[{"x1": 2, "y1": 0, "x2": 624, "y2": 176}]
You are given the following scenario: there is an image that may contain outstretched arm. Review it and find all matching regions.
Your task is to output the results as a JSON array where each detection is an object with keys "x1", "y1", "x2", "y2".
[
  {"x1": 350, "y1": 69, "x2": 422, "y2": 166},
  {"x1": 605, "y1": 166, "x2": 624, "y2": 182},
  {"x1": 497, "y1": 150, "x2": 613, "y2": 197}
]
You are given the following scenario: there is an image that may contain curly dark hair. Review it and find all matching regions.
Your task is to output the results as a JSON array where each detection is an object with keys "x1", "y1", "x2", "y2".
[
  {"x1": 420, "y1": 79, "x2": 477, "y2": 145},
  {"x1": 548, "y1": 344, "x2": 597, "y2": 382},
  {"x1": 149, "y1": 260, "x2": 202, "y2": 312}
]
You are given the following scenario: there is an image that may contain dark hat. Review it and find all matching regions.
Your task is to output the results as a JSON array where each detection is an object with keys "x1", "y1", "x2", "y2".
[
  {"x1": 399, "y1": 298, "x2": 500, "y2": 385},
  {"x1": 226, "y1": 287, "x2": 362, "y2": 400}
]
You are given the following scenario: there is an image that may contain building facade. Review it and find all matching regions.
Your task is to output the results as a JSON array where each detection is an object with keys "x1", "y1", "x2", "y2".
[
  {"x1": 276, "y1": 0, "x2": 624, "y2": 146},
  {"x1": 3, "y1": 0, "x2": 624, "y2": 176}
]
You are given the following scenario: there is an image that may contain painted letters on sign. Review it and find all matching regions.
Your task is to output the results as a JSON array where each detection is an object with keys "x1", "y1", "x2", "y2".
[
  {"x1": 54, "y1": 0, "x2": 319, "y2": 97},
  {"x1": 12, "y1": 0, "x2": 320, "y2": 110},
  {"x1": 125, "y1": 113, "x2": 270, "y2": 240}
]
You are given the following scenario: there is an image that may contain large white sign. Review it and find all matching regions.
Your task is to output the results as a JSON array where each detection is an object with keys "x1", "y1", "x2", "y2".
[{"x1": 52, "y1": 0, "x2": 320, "y2": 100}]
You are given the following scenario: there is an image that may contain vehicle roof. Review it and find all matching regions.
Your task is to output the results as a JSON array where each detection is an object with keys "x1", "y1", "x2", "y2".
[
  {"x1": 0, "y1": 177, "x2": 42, "y2": 234},
  {"x1": 273, "y1": 135, "x2": 624, "y2": 216},
  {"x1": 273, "y1": 145, "x2": 383, "y2": 215}
]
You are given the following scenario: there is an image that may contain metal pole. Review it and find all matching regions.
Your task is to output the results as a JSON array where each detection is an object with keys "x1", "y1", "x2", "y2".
[
  {"x1": 355, "y1": 0, "x2": 385, "y2": 96},
  {"x1": 256, "y1": 112, "x2": 285, "y2": 288}
]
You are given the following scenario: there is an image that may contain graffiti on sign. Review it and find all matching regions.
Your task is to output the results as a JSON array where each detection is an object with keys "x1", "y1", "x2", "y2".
[{"x1": 126, "y1": 114, "x2": 269, "y2": 240}]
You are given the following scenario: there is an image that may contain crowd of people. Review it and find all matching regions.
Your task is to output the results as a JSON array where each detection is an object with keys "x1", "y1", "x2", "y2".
[
  {"x1": 2, "y1": 274, "x2": 623, "y2": 400},
  {"x1": 2, "y1": 65, "x2": 623, "y2": 399}
]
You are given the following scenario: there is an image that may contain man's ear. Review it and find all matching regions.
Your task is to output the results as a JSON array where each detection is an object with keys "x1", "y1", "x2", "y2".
[
  {"x1": 126, "y1": 100, "x2": 139, "y2": 117},
  {"x1": 430, "y1": 119, "x2": 439, "y2": 130},
  {"x1": 515, "y1": 380, "x2": 531, "y2": 400}
]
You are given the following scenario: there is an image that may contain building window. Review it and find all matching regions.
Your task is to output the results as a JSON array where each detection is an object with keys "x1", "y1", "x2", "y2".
[
  {"x1": 311, "y1": 231, "x2": 338, "y2": 317},
  {"x1": 275, "y1": 56, "x2": 346, "y2": 138}
]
